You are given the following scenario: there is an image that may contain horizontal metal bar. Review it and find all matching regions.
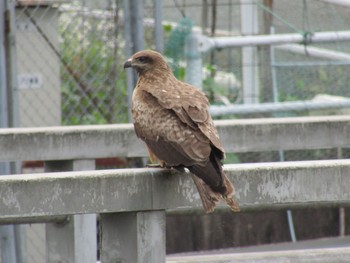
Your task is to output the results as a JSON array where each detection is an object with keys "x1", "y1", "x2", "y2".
[
  {"x1": 319, "y1": 0, "x2": 350, "y2": 7},
  {"x1": 275, "y1": 44, "x2": 350, "y2": 61},
  {"x1": 209, "y1": 100, "x2": 350, "y2": 116},
  {"x1": 0, "y1": 160, "x2": 350, "y2": 223},
  {"x1": 272, "y1": 61, "x2": 350, "y2": 67},
  {"x1": 1, "y1": 116, "x2": 350, "y2": 161},
  {"x1": 205, "y1": 30, "x2": 350, "y2": 49}
]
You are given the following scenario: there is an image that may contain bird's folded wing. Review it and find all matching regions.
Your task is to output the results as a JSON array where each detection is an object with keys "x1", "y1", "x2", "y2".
[{"x1": 144, "y1": 83, "x2": 225, "y2": 158}]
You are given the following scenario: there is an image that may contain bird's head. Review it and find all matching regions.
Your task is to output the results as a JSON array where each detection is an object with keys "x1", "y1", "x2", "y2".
[{"x1": 124, "y1": 50, "x2": 170, "y2": 75}]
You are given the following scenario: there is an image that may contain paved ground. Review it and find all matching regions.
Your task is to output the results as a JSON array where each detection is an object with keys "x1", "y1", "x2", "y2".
[{"x1": 167, "y1": 236, "x2": 350, "y2": 262}]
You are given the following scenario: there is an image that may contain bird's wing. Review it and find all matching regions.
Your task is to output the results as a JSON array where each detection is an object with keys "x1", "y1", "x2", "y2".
[
  {"x1": 135, "y1": 81, "x2": 228, "y2": 200},
  {"x1": 144, "y1": 80, "x2": 225, "y2": 160}
]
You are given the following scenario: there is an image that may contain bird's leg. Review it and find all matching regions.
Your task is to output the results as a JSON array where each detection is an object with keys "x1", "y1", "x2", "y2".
[
  {"x1": 146, "y1": 146, "x2": 168, "y2": 168},
  {"x1": 146, "y1": 162, "x2": 167, "y2": 168}
]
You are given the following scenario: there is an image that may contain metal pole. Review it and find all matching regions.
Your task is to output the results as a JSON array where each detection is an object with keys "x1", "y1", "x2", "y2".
[
  {"x1": 14, "y1": 225, "x2": 26, "y2": 263},
  {"x1": 185, "y1": 32, "x2": 203, "y2": 89},
  {"x1": 154, "y1": 0, "x2": 163, "y2": 53},
  {"x1": 202, "y1": 30, "x2": 350, "y2": 49},
  {"x1": 0, "y1": 3, "x2": 18, "y2": 263},
  {"x1": 276, "y1": 44, "x2": 350, "y2": 61},
  {"x1": 209, "y1": 99, "x2": 350, "y2": 116},
  {"x1": 240, "y1": 0, "x2": 259, "y2": 103},
  {"x1": 270, "y1": 27, "x2": 279, "y2": 103},
  {"x1": 130, "y1": 0, "x2": 144, "y2": 53},
  {"x1": 123, "y1": 0, "x2": 133, "y2": 123},
  {"x1": 0, "y1": 0, "x2": 8, "y2": 131},
  {"x1": 124, "y1": 0, "x2": 145, "y2": 123},
  {"x1": 3, "y1": 1, "x2": 25, "y2": 262},
  {"x1": 337, "y1": 148, "x2": 345, "y2": 236},
  {"x1": 5, "y1": 0, "x2": 19, "y2": 128},
  {"x1": 319, "y1": 0, "x2": 350, "y2": 7},
  {"x1": 0, "y1": 227, "x2": 17, "y2": 263}
]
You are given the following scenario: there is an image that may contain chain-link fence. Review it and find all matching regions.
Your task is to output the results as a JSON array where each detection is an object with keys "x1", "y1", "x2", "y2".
[
  {"x1": 13, "y1": 0, "x2": 350, "y2": 127},
  {"x1": 158, "y1": 0, "x2": 350, "y2": 165},
  {"x1": 2, "y1": 0, "x2": 350, "y2": 261},
  {"x1": 60, "y1": 1, "x2": 129, "y2": 125},
  {"x1": 15, "y1": 1, "x2": 128, "y2": 127}
]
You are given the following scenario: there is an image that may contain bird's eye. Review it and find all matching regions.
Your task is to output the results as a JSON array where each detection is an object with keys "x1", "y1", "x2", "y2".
[{"x1": 137, "y1": 56, "x2": 148, "y2": 63}]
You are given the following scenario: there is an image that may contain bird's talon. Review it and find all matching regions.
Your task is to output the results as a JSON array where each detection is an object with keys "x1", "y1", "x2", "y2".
[{"x1": 146, "y1": 163, "x2": 164, "y2": 168}]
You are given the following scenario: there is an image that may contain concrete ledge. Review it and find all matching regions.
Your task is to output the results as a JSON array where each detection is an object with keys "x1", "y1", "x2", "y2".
[
  {"x1": 0, "y1": 160, "x2": 350, "y2": 222},
  {"x1": 166, "y1": 247, "x2": 350, "y2": 263},
  {"x1": 1, "y1": 115, "x2": 350, "y2": 161}
]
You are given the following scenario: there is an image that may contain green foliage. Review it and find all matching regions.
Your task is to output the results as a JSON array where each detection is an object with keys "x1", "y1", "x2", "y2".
[
  {"x1": 223, "y1": 153, "x2": 240, "y2": 164},
  {"x1": 203, "y1": 77, "x2": 217, "y2": 103},
  {"x1": 60, "y1": 11, "x2": 128, "y2": 125},
  {"x1": 163, "y1": 24, "x2": 173, "y2": 33},
  {"x1": 164, "y1": 17, "x2": 193, "y2": 79}
]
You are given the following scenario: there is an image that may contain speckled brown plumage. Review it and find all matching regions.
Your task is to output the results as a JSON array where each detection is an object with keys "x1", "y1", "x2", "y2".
[{"x1": 124, "y1": 50, "x2": 239, "y2": 213}]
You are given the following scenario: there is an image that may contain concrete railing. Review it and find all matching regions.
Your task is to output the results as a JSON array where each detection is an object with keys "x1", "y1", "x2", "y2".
[
  {"x1": 1, "y1": 115, "x2": 350, "y2": 161},
  {"x1": 1, "y1": 115, "x2": 350, "y2": 262}
]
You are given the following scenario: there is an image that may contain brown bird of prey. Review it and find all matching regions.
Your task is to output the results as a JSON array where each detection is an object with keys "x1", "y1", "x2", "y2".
[{"x1": 124, "y1": 50, "x2": 239, "y2": 213}]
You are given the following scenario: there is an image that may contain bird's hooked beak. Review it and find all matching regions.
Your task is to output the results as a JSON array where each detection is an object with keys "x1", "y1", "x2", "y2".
[{"x1": 123, "y1": 58, "x2": 132, "y2": 69}]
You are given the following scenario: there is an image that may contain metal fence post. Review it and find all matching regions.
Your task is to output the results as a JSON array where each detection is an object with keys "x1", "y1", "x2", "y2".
[
  {"x1": 124, "y1": 0, "x2": 145, "y2": 122},
  {"x1": 4, "y1": 0, "x2": 19, "y2": 127},
  {"x1": 100, "y1": 211, "x2": 166, "y2": 263},
  {"x1": 154, "y1": 0, "x2": 164, "y2": 53},
  {"x1": 240, "y1": 0, "x2": 259, "y2": 103},
  {"x1": 0, "y1": 225, "x2": 18, "y2": 263},
  {"x1": 45, "y1": 160, "x2": 97, "y2": 263},
  {"x1": 1, "y1": 1, "x2": 25, "y2": 262},
  {"x1": 0, "y1": 0, "x2": 8, "y2": 130},
  {"x1": 185, "y1": 32, "x2": 203, "y2": 89}
]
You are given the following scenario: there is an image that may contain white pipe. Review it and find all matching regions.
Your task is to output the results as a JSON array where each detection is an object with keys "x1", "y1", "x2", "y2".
[
  {"x1": 209, "y1": 99, "x2": 350, "y2": 116},
  {"x1": 318, "y1": 0, "x2": 350, "y2": 8},
  {"x1": 276, "y1": 44, "x2": 350, "y2": 61},
  {"x1": 240, "y1": 0, "x2": 259, "y2": 104},
  {"x1": 205, "y1": 31, "x2": 350, "y2": 49}
]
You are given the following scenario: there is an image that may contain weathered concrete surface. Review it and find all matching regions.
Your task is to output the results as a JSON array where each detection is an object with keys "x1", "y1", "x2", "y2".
[
  {"x1": 0, "y1": 123, "x2": 143, "y2": 161},
  {"x1": 166, "y1": 247, "x2": 350, "y2": 263},
  {"x1": 215, "y1": 115, "x2": 350, "y2": 153},
  {"x1": 1, "y1": 115, "x2": 350, "y2": 161},
  {"x1": 100, "y1": 211, "x2": 166, "y2": 263},
  {"x1": 0, "y1": 160, "x2": 350, "y2": 222},
  {"x1": 45, "y1": 159, "x2": 97, "y2": 263}
]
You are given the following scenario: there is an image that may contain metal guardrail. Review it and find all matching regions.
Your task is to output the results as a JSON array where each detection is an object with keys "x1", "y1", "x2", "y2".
[
  {"x1": 1, "y1": 160, "x2": 350, "y2": 222},
  {"x1": 1, "y1": 115, "x2": 350, "y2": 262},
  {"x1": 1, "y1": 159, "x2": 350, "y2": 262},
  {"x1": 1, "y1": 116, "x2": 350, "y2": 161}
]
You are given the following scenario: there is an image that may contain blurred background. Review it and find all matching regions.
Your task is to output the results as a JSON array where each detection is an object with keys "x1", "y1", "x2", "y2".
[{"x1": 2, "y1": 0, "x2": 350, "y2": 262}]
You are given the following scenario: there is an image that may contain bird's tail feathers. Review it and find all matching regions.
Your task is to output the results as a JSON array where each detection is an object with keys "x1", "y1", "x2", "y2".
[
  {"x1": 222, "y1": 173, "x2": 240, "y2": 212},
  {"x1": 191, "y1": 173, "x2": 240, "y2": 213},
  {"x1": 191, "y1": 174, "x2": 220, "y2": 213}
]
